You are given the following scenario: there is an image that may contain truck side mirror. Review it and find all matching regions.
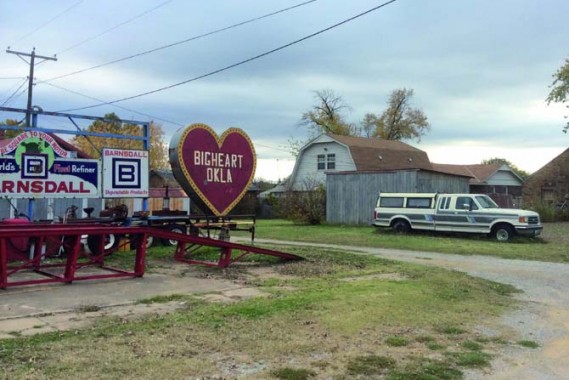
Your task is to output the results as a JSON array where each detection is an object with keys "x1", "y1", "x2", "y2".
[{"x1": 462, "y1": 203, "x2": 471, "y2": 211}]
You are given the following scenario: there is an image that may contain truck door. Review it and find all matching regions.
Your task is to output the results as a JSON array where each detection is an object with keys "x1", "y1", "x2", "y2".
[{"x1": 451, "y1": 196, "x2": 482, "y2": 232}]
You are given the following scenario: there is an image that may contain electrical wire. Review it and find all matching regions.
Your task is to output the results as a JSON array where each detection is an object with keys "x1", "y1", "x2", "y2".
[
  {"x1": 0, "y1": 78, "x2": 28, "y2": 107},
  {"x1": 0, "y1": 77, "x2": 26, "y2": 80},
  {"x1": 9, "y1": 0, "x2": 85, "y2": 46},
  {"x1": 59, "y1": 0, "x2": 398, "y2": 113},
  {"x1": 41, "y1": 0, "x2": 317, "y2": 83},
  {"x1": 42, "y1": 81, "x2": 185, "y2": 127},
  {"x1": 55, "y1": 0, "x2": 175, "y2": 55}
]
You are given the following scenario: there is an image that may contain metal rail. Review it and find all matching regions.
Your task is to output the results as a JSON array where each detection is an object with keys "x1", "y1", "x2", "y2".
[{"x1": 0, "y1": 224, "x2": 302, "y2": 289}]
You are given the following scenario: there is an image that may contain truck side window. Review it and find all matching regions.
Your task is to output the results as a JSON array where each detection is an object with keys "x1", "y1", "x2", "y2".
[
  {"x1": 407, "y1": 198, "x2": 431, "y2": 208},
  {"x1": 455, "y1": 197, "x2": 478, "y2": 211},
  {"x1": 439, "y1": 197, "x2": 449, "y2": 210},
  {"x1": 379, "y1": 197, "x2": 404, "y2": 208}
]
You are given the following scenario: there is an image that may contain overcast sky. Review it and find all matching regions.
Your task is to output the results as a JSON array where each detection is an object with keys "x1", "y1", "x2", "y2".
[{"x1": 1, "y1": 0, "x2": 567, "y2": 181}]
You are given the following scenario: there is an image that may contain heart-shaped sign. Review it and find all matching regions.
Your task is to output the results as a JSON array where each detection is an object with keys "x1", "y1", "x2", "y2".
[{"x1": 169, "y1": 123, "x2": 256, "y2": 216}]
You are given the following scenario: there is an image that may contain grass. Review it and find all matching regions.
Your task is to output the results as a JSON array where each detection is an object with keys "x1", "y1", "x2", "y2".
[
  {"x1": 0, "y1": 246, "x2": 530, "y2": 379},
  {"x1": 247, "y1": 220, "x2": 569, "y2": 263}
]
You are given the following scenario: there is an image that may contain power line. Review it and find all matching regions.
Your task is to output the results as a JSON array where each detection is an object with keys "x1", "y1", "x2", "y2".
[
  {"x1": 0, "y1": 78, "x2": 28, "y2": 107},
  {"x1": 56, "y1": 0, "x2": 175, "y2": 55},
  {"x1": 9, "y1": 0, "x2": 85, "y2": 46},
  {"x1": 42, "y1": 81, "x2": 185, "y2": 127},
  {"x1": 60, "y1": 0, "x2": 398, "y2": 113},
  {"x1": 41, "y1": 0, "x2": 317, "y2": 84},
  {"x1": 0, "y1": 77, "x2": 26, "y2": 80}
]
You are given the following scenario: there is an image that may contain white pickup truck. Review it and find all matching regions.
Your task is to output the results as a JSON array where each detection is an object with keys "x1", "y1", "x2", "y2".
[{"x1": 373, "y1": 193, "x2": 542, "y2": 241}]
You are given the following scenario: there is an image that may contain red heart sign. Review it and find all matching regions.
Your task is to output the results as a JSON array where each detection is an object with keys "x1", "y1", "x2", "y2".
[{"x1": 169, "y1": 123, "x2": 256, "y2": 216}]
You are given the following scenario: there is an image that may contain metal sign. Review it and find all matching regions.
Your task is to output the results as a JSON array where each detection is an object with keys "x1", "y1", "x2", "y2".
[
  {"x1": 102, "y1": 148, "x2": 149, "y2": 198},
  {"x1": 169, "y1": 123, "x2": 256, "y2": 216},
  {"x1": 0, "y1": 131, "x2": 100, "y2": 198}
]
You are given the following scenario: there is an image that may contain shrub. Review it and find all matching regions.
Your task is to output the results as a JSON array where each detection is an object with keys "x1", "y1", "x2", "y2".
[{"x1": 278, "y1": 179, "x2": 326, "y2": 225}]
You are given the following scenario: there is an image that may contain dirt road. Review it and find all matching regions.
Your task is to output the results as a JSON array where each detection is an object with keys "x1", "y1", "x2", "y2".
[{"x1": 247, "y1": 238, "x2": 569, "y2": 380}]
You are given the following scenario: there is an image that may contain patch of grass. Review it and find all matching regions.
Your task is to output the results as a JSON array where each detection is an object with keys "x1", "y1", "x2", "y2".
[
  {"x1": 517, "y1": 340, "x2": 540, "y2": 348},
  {"x1": 436, "y1": 325, "x2": 467, "y2": 335},
  {"x1": 251, "y1": 220, "x2": 569, "y2": 263},
  {"x1": 450, "y1": 351, "x2": 492, "y2": 367},
  {"x1": 137, "y1": 294, "x2": 193, "y2": 305},
  {"x1": 271, "y1": 367, "x2": 316, "y2": 379},
  {"x1": 461, "y1": 340, "x2": 483, "y2": 351},
  {"x1": 385, "y1": 336, "x2": 409, "y2": 347},
  {"x1": 388, "y1": 360, "x2": 463, "y2": 380},
  {"x1": 347, "y1": 355, "x2": 396, "y2": 376},
  {"x1": 76, "y1": 305, "x2": 101, "y2": 313}
]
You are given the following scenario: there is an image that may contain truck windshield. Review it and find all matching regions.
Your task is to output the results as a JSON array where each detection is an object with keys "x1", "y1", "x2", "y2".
[{"x1": 475, "y1": 195, "x2": 499, "y2": 208}]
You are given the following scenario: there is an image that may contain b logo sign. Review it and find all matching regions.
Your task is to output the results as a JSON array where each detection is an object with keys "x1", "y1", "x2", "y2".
[
  {"x1": 102, "y1": 148, "x2": 149, "y2": 198},
  {"x1": 169, "y1": 123, "x2": 256, "y2": 216}
]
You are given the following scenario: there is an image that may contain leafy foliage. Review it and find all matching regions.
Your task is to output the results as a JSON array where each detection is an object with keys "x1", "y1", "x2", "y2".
[
  {"x1": 0, "y1": 118, "x2": 24, "y2": 138},
  {"x1": 363, "y1": 88, "x2": 430, "y2": 141},
  {"x1": 546, "y1": 58, "x2": 569, "y2": 133},
  {"x1": 481, "y1": 157, "x2": 530, "y2": 180},
  {"x1": 71, "y1": 112, "x2": 168, "y2": 170},
  {"x1": 278, "y1": 179, "x2": 326, "y2": 225}
]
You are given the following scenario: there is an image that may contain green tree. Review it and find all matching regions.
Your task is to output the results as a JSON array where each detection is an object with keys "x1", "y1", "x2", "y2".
[
  {"x1": 546, "y1": 58, "x2": 569, "y2": 133},
  {"x1": 71, "y1": 113, "x2": 168, "y2": 170},
  {"x1": 0, "y1": 118, "x2": 24, "y2": 139},
  {"x1": 481, "y1": 157, "x2": 530, "y2": 180},
  {"x1": 362, "y1": 88, "x2": 430, "y2": 141}
]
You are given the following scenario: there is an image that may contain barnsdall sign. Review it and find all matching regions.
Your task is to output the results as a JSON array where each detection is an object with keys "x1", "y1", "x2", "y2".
[{"x1": 0, "y1": 132, "x2": 100, "y2": 198}]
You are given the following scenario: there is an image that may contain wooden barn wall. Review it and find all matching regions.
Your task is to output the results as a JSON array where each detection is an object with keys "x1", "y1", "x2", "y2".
[{"x1": 326, "y1": 171, "x2": 469, "y2": 225}]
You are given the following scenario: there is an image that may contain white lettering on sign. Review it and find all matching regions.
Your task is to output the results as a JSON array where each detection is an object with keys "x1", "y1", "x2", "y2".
[{"x1": 193, "y1": 151, "x2": 243, "y2": 169}]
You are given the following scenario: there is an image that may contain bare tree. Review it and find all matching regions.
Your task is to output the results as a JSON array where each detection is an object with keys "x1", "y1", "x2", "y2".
[{"x1": 301, "y1": 89, "x2": 358, "y2": 137}]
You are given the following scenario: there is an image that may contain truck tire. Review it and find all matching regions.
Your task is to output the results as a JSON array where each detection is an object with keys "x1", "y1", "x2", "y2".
[
  {"x1": 392, "y1": 219, "x2": 411, "y2": 234},
  {"x1": 161, "y1": 224, "x2": 186, "y2": 246},
  {"x1": 493, "y1": 224, "x2": 514, "y2": 242}
]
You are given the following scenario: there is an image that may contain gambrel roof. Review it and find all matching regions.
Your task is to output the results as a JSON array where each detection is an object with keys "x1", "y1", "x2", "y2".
[{"x1": 329, "y1": 134, "x2": 433, "y2": 172}]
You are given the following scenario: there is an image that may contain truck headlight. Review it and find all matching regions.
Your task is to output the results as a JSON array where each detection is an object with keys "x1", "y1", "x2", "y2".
[{"x1": 518, "y1": 216, "x2": 527, "y2": 223}]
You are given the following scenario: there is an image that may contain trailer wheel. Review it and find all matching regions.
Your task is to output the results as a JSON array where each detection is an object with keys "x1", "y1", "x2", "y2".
[
  {"x1": 492, "y1": 224, "x2": 515, "y2": 242},
  {"x1": 392, "y1": 219, "x2": 411, "y2": 234},
  {"x1": 86, "y1": 233, "x2": 119, "y2": 255},
  {"x1": 130, "y1": 234, "x2": 155, "y2": 249},
  {"x1": 161, "y1": 224, "x2": 186, "y2": 246}
]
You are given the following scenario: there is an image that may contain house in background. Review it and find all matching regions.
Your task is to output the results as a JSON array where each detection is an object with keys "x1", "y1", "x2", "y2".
[
  {"x1": 431, "y1": 163, "x2": 524, "y2": 207},
  {"x1": 288, "y1": 133, "x2": 433, "y2": 190},
  {"x1": 522, "y1": 147, "x2": 569, "y2": 207},
  {"x1": 278, "y1": 133, "x2": 529, "y2": 224}
]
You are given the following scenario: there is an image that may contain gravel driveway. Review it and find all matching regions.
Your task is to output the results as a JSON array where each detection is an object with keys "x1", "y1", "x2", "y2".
[{"x1": 248, "y1": 238, "x2": 569, "y2": 380}]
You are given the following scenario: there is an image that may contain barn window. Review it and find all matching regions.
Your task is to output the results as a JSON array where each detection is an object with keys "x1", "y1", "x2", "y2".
[
  {"x1": 317, "y1": 154, "x2": 325, "y2": 170},
  {"x1": 327, "y1": 154, "x2": 336, "y2": 170}
]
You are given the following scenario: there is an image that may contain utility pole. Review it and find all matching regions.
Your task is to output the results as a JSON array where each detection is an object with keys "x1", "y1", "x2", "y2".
[{"x1": 6, "y1": 48, "x2": 57, "y2": 127}]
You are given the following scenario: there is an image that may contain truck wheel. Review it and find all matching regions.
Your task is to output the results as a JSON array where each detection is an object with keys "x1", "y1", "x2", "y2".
[
  {"x1": 493, "y1": 224, "x2": 514, "y2": 242},
  {"x1": 162, "y1": 224, "x2": 186, "y2": 246},
  {"x1": 86, "y1": 233, "x2": 119, "y2": 255},
  {"x1": 392, "y1": 220, "x2": 411, "y2": 234}
]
